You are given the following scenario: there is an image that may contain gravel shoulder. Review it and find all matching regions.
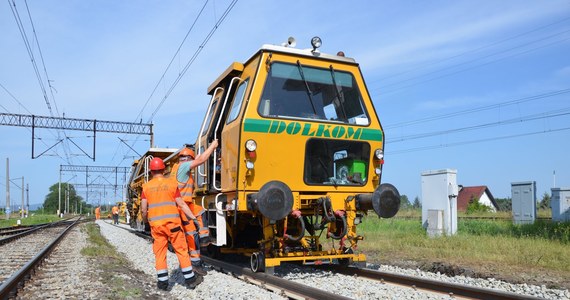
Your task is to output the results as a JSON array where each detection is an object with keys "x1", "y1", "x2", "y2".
[
  {"x1": 372, "y1": 255, "x2": 570, "y2": 291},
  {"x1": 94, "y1": 220, "x2": 569, "y2": 299}
]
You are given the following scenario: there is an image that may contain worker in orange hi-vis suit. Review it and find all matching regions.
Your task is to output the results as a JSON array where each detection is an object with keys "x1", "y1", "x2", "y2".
[
  {"x1": 112, "y1": 205, "x2": 119, "y2": 224},
  {"x1": 141, "y1": 157, "x2": 203, "y2": 291},
  {"x1": 95, "y1": 206, "x2": 101, "y2": 220},
  {"x1": 169, "y1": 140, "x2": 218, "y2": 276}
]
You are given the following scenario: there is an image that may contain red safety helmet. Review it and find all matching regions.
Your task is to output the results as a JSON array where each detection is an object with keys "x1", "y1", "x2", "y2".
[
  {"x1": 179, "y1": 148, "x2": 195, "y2": 159},
  {"x1": 149, "y1": 157, "x2": 165, "y2": 171}
]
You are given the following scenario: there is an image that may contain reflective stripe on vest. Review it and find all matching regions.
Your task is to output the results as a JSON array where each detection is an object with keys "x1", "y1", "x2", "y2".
[
  {"x1": 143, "y1": 177, "x2": 181, "y2": 227},
  {"x1": 149, "y1": 213, "x2": 181, "y2": 222},
  {"x1": 171, "y1": 162, "x2": 194, "y2": 202},
  {"x1": 149, "y1": 202, "x2": 177, "y2": 209}
]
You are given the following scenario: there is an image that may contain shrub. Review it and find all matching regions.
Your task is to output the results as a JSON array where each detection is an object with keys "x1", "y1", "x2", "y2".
[{"x1": 466, "y1": 197, "x2": 491, "y2": 214}]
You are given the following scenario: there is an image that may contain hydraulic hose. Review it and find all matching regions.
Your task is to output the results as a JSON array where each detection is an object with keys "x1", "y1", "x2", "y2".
[
  {"x1": 327, "y1": 212, "x2": 347, "y2": 240},
  {"x1": 284, "y1": 211, "x2": 305, "y2": 242}
]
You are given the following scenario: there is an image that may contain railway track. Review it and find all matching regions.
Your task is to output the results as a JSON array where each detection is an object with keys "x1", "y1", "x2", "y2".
[
  {"x1": 0, "y1": 225, "x2": 35, "y2": 237},
  {"x1": 0, "y1": 217, "x2": 81, "y2": 299},
  {"x1": 319, "y1": 264, "x2": 542, "y2": 300},
  {"x1": 114, "y1": 223, "x2": 348, "y2": 300},
  {"x1": 118, "y1": 222, "x2": 546, "y2": 300}
]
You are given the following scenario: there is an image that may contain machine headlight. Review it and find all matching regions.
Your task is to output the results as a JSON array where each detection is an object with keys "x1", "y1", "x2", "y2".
[
  {"x1": 245, "y1": 139, "x2": 257, "y2": 151},
  {"x1": 246, "y1": 161, "x2": 255, "y2": 169},
  {"x1": 311, "y1": 36, "x2": 322, "y2": 49},
  {"x1": 375, "y1": 168, "x2": 382, "y2": 175},
  {"x1": 374, "y1": 149, "x2": 384, "y2": 160}
]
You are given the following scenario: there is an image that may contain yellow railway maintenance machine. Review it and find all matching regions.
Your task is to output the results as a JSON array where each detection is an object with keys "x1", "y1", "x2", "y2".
[
  {"x1": 127, "y1": 147, "x2": 179, "y2": 231},
  {"x1": 198, "y1": 37, "x2": 398, "y2": 273}
]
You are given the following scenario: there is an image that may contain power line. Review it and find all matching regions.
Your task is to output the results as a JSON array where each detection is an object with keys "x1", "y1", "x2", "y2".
[
  {"x1": 0, "y1": 82, "x2": 68, "y2": 161},
  {"x1": 375, "y1": 32, "x2": 570, "y2": 96},
  {"x1": 8, "y1": 0, "x2": 75, "y2": 163},
  {"x1": 389, "y1": 106, "x2": 570, "y2": 143},
  {"x1": 388, "y1": 126, "x2": 570, "y2": 155},
  {"x1": 384, "y1": 88, "x2": 570, "y2": 129},
  {"x1": 8, "y1": 0, "x2": 53, "y2": 116},
  {"x1": 23, "y1": 0, "x2": 60, "y2": 117},
  {"x1": 112, "y1": 0, "x2": 238, "y2": 166},
  {"x1": 1, "y1": 82, "x2": 33, "y2": 114},
  {"x1": 134, "y1": 0, "x2": 209, "y2": 124},
  {"x1": 147, "y1": 0, "x2": 239, "y2": 122},
  {"x1": 369, "y1": 16, "x2": 570, "y2": 85}
]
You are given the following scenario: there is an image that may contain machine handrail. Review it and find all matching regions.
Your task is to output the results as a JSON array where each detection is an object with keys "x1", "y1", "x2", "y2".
[
  {"x1": 212, "y1": 77, "x2": 241, "y2": 191},
  {"x1": 198, "y1": 87, "x2": 224, "y2": 178}
]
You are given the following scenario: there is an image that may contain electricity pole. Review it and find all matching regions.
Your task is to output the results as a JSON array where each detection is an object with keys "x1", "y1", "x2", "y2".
[{"x1": 5, "y1": 158, "x2": 9, "y2": 220}]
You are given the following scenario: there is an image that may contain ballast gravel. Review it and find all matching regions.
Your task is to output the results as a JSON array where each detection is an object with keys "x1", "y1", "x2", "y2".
[
  {"x1": 97, "y1": 220, "x2": 570, "y2": 299},
  {"x1": 97, "y1": 220, "x2": 285, "y2": 300}
]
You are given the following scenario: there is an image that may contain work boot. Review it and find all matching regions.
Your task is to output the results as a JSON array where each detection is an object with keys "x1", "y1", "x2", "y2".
[
  {"x1": 184, "y1": 274, "x2": 204, "y2": 289},
  {"x1": 192, "y1": 262, "x2": 207, "y2": 276},
  {"x1": 157, "y1": 280, "x2": 169, "y2": 291}
]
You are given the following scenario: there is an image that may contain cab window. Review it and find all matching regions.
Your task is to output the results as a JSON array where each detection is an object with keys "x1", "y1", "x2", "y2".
[
  {"x1": 258, "y1": 62, "x2": 369, "y2": 125},
  {"x1": 226, "y1": 79, "x2": 249, "y2": 124}
]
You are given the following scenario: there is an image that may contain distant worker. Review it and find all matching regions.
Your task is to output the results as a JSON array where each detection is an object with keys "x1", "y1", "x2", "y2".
[
  {"x1": 112, "y1": 205, "x2": 119, "y2": 224},
  {"x1": 141, "y1": 157, "x2": 203, "y2": 291},
  {"x1": 95, "y1": 206, "x2": 101, "y2": 220},
  {"x1": 170, "y1": 140, "x2": 218, "y2": 275}
]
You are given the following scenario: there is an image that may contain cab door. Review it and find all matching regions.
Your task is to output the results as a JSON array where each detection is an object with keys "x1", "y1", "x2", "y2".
[{"x1": 195, "y1": 88, "x2": 223, "y2": 193}]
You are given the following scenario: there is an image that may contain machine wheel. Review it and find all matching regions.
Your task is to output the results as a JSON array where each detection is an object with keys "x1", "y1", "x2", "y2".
[{"x1": 250, "y1": 251, "x2": 265, "y2": 273}]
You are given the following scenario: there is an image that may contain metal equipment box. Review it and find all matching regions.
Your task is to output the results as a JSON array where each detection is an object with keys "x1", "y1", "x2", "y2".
[
  {"x1": 426, "y1": 209, "x2": 444, "y2": 237},
  {"x1": 511, "y1": 181, "x2": 536, "y2": 224},
  {"x1": 551, "y1": 187, "x2": 570, "y2": 222},
  {"x1": 421, "y1": 169, "x2": 458, "y2": 236}
]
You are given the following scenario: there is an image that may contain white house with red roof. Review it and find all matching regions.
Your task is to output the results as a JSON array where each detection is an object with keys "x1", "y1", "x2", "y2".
[{"x1": 457, "y1": 186, "x2": 498, "y2": 212}]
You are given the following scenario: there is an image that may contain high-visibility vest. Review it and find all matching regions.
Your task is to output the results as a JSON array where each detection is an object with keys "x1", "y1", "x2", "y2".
[
  {"x1": 170, "y1": 162, "x2": 195, "y2": 203},
  {"x1": 143, "y1": 177, "x2": 181, "y2": 227},
  {"x1": 112, "y1": 206, "x2": 119, "y2": 214}
]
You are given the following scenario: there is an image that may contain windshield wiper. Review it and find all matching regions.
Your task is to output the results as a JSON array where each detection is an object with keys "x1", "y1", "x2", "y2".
[
  {"x1": 329, "y1": 65, "x2": 348, "y2": 121},
  {"x1": 296, "y1": 60, "x2": 318, "y2": 115}
]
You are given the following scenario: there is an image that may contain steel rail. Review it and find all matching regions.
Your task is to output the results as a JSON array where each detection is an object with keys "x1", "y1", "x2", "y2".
[
  {"x1": 201, "y1": 256, "x2": 352, "y2": 300},
  {"x1": 0, "y1": 217, "x2": 81, "y2": 299},
  {"x1": 0, "y1": 224, "x2": 50, "y2": 246},
  {"x1": 320, "y1": 265, "x2": 542, "y2": 300},
  {"x1": 116, "y1": 222, "x2": 351, "y2": 300}
]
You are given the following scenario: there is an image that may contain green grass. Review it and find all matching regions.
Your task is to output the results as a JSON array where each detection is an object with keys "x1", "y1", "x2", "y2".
[
  {"x1": 357, "y1": 215, "x2": 570, "y2": 279},
  {"x1": 81, "y1": 223, "x2": 143, "y2": 298},
  {"x1": 0, "y1": 214, "x2": 61, "y2": 228}
]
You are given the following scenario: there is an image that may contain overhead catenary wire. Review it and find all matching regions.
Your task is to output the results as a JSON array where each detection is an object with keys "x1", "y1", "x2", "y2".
[
  {"x1": 374, "y1": 33, "x2": 570, "y2": 97},
  {"x1": 8, "y1": 0, "x2": 53, "y2": 117},
  {"x1": 389, "y1": 106, "x2": 570, "y2": 143},
  {"x1": 23, "y1": 0, "x2": 60, "y2": 117},
  {"x1": 368, "y1": 16, "x2": 570, "y2": 85},
  {"x1": 388, "y1": 126, "x2": 570, "y2": 155},
  {"x1": 133, "y1": 0, "x2": 210, "y2": 125},
  {"x1": 0, "y1": 82, "x2": 69, "y2": 162},
  {"x1": 7, "y1": 0, "x2": 77, "y2": 164},
  {"x1": 110, "y1": 0, "x2": 239, "y2": 167},
  {"x1": 384, "y1": 88, "x2": 570, "y2": 129},
  {"x1": 146, "y1": 0, "x2": 239, "y2": 123}
]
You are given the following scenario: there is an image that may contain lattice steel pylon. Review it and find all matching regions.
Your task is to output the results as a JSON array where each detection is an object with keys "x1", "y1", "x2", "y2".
[
  {"x1": 0, "y1": 112, "x2": 153, "y2": 160},
  {"x1": 59, "y1": 165, "x2": 131, "y2": 213}
]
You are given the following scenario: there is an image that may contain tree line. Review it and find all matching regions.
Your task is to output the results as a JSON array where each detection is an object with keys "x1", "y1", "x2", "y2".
[{"x1": 41, "y1": 183, "x2": 92, "y2": 214}]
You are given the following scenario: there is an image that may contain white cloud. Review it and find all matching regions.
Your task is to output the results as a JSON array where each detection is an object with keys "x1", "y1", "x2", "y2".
[{"x1": 357, "y1": 2, "x2": 568, "y2": 70}]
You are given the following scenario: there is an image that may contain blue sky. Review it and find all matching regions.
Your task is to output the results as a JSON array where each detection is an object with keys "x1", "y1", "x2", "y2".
[{"x1": 1, "y1": 0, "x2": 569, "y2": 209}]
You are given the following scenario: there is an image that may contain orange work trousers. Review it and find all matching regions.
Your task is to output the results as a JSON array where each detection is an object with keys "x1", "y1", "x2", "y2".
[
  {"x1": 179, "y1": 209, "x2": 201, "y2": 264},
  {"x1": 189, "y1": 202, "x2": 210, "y2": 247},
  {"x1": 150, "y1": 222, "x2": 192, "y2": 271}
]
